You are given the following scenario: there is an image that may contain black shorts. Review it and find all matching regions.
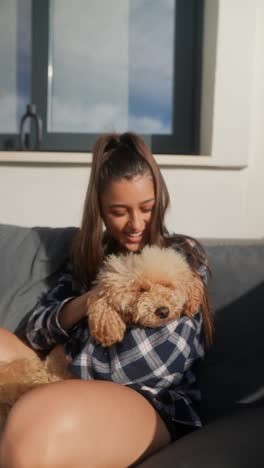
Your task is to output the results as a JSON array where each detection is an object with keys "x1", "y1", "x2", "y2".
[
  {"x1": 137, "y1": 390, "x2": 200, "y2": 442},
  {"x1": 159, "y1": 412, "x2": 199, "y2": 442}
]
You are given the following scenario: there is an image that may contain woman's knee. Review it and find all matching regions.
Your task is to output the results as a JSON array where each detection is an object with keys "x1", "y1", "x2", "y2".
[
  {"x1": 1, "y1": 382, "x2": 91, "y2": 468},
  {"x1": 0, "y1": 381, "x2": 99, "y2": 468},
  {"x1": 0, "y1": 386, "x2": 72, "y2": 468}
]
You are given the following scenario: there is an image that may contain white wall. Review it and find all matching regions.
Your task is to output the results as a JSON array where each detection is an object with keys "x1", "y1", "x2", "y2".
[
  {"x1": 0, "y1": 0, "x2": 263, "y2": 239},
  {"x1": 243, "y1": 0, "x2": 264, "y2": 238}
]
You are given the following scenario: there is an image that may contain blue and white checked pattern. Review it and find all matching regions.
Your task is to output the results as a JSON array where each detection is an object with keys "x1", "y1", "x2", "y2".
[{"x1": 26, "y1": 242, "x2": 208, "y2": 433}]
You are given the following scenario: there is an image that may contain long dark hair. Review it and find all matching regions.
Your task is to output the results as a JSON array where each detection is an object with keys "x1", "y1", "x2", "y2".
[
  {"x1": 165, "y1": 233, "x2": 214, "y2": 346},
  {"x1": 72, "y1": 132, "x2": 213, "y2": 345}
]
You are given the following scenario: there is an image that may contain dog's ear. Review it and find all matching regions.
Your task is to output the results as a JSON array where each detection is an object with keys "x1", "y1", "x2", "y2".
[
  {"x1": 184, "y1": 275, "x2": 204, "y2": 317},
  {"x1": 88, "y1": 294, "x2": 126, "y2": 347}
]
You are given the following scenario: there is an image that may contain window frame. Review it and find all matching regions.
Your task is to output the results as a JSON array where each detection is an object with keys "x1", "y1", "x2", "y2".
[{"x1": 0, "y1": 0, "x2": 204, "y2": 155}]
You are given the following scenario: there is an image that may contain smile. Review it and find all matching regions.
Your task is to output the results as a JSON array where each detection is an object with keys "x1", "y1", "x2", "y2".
[
  {"x1": 125, "y1": 232, "x2": 143, "y2": 241},
  {"x1": 127, "y1": 232, "x2": 142, "y2": 237}
]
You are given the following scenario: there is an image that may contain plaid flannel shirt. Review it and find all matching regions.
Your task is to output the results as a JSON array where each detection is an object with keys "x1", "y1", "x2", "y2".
[{"x1": 26, "y1": 240, "x2": 208, "y2": 433}]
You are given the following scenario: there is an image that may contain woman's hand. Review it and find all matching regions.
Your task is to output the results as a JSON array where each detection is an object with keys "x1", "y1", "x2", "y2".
[{"x1": 58, "y1": 293, "x2": 89, "y2": 331}]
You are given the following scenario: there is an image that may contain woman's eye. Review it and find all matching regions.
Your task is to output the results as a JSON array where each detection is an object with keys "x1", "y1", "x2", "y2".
[
  {"x1": 141, "y1": 207, "x2": 153, "y2": 213},
  {"x1": 111, "y1": 211, "x2": 126, "y2": 217}
]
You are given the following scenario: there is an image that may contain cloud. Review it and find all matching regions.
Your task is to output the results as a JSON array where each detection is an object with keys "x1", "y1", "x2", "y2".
[
  {"x1": 129, "y1": 115, "x2": 170, "y2": 134},
  {"x1": 52, "y1": 0, "x2": 129, "y2": 68},
  {"x1": 50, "y1": 0, "x2": 174, "y2": 128},
  {"x1": 129, "y1": 0, "x2": 175, "y2": 111},
  {"x1": 49, "y1": 96, "x2": 170, "y2": 134},
  {"x1": 49, "y1": 96, "x2": 127, "y2": 133}
]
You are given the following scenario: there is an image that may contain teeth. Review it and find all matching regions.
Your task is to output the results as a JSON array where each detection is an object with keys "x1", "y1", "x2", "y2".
[{"x1": 128, "y1": 232, "x2": 142, "y2": 237}]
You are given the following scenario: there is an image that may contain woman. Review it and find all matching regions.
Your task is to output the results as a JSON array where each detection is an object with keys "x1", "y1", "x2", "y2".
[{"x1": 0, "y1": 132, "x2": 213, "y2": 468}]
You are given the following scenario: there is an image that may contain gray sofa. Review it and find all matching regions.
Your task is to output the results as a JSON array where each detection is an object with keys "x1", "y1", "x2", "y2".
[{"x1": 0, "y1": 223, "x2": 264, "y2": 467}]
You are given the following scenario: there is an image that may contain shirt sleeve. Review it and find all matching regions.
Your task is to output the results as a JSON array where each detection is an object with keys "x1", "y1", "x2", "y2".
[
  {"x1": 175, "y1": 310, "x2": 205, "y2": 372},
  {"x1": 171, "y1": 311, "x2": 205, "y2": 425},
  {"x1": 26, "y1": 262, "x2": 84, "y2": 351},
  {"x1": 144, "y1": 311, "x2": 205, "y2": 429}
]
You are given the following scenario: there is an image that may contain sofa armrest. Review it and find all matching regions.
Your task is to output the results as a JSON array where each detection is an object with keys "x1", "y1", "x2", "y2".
[{"x1": 137, "y1": 405, "x2": 264, "y2": 468}]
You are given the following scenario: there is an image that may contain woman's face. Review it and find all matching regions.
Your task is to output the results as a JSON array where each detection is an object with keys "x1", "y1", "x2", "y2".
[{"x1": 100, "y1": 174, "x2": 155, "y2": 252}]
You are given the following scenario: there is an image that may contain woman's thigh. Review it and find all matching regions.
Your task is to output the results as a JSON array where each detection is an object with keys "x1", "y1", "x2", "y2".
[
  {"x1": 0, "y1": 379, "x2": 171, "y2": 468},
  {"x1": 0, "y1": 327, "x2": 37, "y2": 363}
]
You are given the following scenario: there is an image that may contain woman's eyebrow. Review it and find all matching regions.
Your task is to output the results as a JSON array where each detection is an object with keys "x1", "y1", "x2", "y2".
[
  {"x1": 109, "y1": 198, "x2": 155, "y2": 208},
  {"x1": 109, "y1": 204, "x2": 127, "y2": 208},
  {"x1": 140, "y1": 198, "x2": 155, "y2": 205}
]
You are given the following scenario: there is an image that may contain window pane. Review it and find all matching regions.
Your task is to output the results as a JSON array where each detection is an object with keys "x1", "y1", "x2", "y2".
[
  {"x1": 128, "y1": 0, "x2": 174, "y2": 134},
  {"x1": 48, "y1": 0, "x2": 174, "y2": 135},
  {"x1": 0, "y1": 0, "x2": 31, "y2": 133}
]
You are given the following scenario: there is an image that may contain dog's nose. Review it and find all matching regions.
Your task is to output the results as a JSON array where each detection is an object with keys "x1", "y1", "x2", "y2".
[{"x1": 155, "y1": 306, "x2": 169, "y2": 319}]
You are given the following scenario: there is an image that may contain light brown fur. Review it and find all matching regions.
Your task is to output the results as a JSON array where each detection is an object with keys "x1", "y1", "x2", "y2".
[
  {"x1": 0, "y1": 346, "x2": 73, "y2": 427},
  {"x1": 0, "y1": 245, "x2": 203, "y2": 426},
  {"x1": 87, "y1": 245, "x2": 204, "y2": 346}
]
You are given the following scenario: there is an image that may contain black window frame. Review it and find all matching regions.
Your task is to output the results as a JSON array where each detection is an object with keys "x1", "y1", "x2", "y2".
[{"x1": 0, "y1": 0, "x2": 204, "y2": 154}]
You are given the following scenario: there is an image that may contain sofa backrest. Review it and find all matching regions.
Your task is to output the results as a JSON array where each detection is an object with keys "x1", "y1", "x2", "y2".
[
  {"x1": 0, "y1": 224, "x2": 77, "y2": 335},
  {"x1": 198, "y1": 240, "x2": 264, "y2": 423}
]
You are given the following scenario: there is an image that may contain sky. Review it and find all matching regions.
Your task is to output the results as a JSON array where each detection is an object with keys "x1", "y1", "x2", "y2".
[{"x1": 0, "y1": 0, "x2": 175, "y2": 135}]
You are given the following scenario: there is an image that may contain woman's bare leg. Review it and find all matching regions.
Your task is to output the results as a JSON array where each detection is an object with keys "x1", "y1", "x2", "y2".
[
  {"x1": 0, "y1": 327, "x2": 37, "y2": 363},
  {"x1": 0, "y1": 379, "x2": 171, "y2": 468}
]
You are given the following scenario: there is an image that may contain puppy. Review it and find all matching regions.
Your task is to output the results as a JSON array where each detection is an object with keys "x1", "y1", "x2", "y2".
[{"x1": 87, "y1": 245, "x2": 204, "y2": 346}]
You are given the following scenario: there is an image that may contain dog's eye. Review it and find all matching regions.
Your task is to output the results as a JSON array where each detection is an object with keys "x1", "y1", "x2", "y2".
[{"x1": 139, "y1": 286, "x2": 148, "y2": 293}]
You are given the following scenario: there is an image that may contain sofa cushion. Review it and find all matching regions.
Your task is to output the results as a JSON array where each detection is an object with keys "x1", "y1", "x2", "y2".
[
  {"x1": 0, "y1": 224, "x2": 77, "y2": 336},
  {"x1": 137, "y1": 405, "x2": 264, "y2": 468},
  {"x1": 198, "y1": 241, "x2": 264, "y2": 423},
  {"x1": 204, "y1": 240, "x2": 264, "y2": 310}
]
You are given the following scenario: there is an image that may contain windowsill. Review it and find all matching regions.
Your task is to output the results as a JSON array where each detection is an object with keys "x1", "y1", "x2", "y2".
[{"x1": 0, "y1": 151, "x2": 247, "y2": 169}]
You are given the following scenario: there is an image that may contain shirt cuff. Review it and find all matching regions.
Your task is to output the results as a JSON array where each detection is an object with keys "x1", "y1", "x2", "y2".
[{"x1": 48, "y1": 297, "x2": 76, "y2": 338}]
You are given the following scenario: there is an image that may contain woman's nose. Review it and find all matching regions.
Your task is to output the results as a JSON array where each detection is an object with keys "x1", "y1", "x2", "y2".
[{"x1": 129, "y1": 212, "x2": 143, "y2": 231}]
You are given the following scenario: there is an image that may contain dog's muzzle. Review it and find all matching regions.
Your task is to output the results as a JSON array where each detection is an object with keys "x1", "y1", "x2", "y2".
[{"x1": 155, "y1": 306, "x2": 169, "y2": 319}]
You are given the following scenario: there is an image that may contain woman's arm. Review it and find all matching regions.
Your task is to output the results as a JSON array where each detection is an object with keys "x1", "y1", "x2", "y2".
[
  {"x1": 58, "y1": 293, "x2": 88, "y2": 331},
  {"x1": 26, "y1": 262, "x2": 87, "y2": 351}
]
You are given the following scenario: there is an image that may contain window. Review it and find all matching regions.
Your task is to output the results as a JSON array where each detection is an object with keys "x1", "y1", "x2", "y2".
[
  {"x1": 0, "y1": 0, "x2": 31, "y2": 149},
  {"x1": 0, "y1": 0, "x2": 204, "y2": 154}
]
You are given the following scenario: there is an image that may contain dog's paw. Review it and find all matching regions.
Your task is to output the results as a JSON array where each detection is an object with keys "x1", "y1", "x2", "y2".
[{"x1": 89, "y1": 308, "x2": 126, "y2": 347}]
